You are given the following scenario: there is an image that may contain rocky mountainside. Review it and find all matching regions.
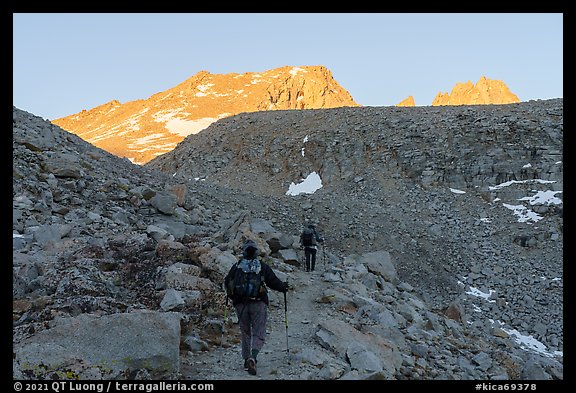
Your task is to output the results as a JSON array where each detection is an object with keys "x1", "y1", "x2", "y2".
[
  {"x1": 13, "y1": 98, "x2": 563, "y2": 381},
  {"x1": 50, "y1": 69, "x2": 520, "y2": 165},
  {"x1": 51, "y1": 65, "x2": 359, "y2": 165},
  {"x1": 432, "y1": 76, "x2": 520, "y2": 106}
]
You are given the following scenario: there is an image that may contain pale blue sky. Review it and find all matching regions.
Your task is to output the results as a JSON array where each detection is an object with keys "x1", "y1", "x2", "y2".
[{"x1": 13, "y1": 13, "x2": 563, "y2": 121}]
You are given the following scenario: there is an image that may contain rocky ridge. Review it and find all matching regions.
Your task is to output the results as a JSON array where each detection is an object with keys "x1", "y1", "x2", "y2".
[
  {"x1": 396, "y1": 77, "x2": 520, "y2": 107},
  {"x1": 49, "y1": 69, "x2": 520, "y2": 165},
  {"x1": 432, "y1": 76, "x2": 520, "y2": 106},
  {"x1": 51, "y1": 65, "x2": 359, "y2": 165},
  {"x1": 396, "y1": 95, "x2": 416, "y2": 107},
  {"x1": 13, "y1": 99, "x2": 563, "y2": 381}
]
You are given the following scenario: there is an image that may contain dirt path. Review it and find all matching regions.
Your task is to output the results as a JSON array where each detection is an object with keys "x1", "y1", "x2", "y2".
[{"x1": 181, "y1": 264, "x2": 334, "y2": 380}]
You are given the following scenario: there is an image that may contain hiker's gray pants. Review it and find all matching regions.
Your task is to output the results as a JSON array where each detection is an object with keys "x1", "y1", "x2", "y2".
[{"x1": 234, "y1": 301, "x2": 268, "y2": 360}]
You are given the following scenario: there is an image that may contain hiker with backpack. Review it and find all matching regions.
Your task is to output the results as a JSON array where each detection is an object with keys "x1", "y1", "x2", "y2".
[
  {"x1": 224, "y1": 239, "x2": 289, "y2": 376},
  {"x1": 300, "y1": 223, "x2": 324, "y2": 272}
]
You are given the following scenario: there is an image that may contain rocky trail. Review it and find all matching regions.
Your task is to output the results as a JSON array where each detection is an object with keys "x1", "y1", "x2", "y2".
[{"x1": 181, "y1": 260, "x2": 335, "y2": 380}]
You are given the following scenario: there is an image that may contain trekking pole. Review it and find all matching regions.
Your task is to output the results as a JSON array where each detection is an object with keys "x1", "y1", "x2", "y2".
[
  {"x1": 219, "y1": 296, "x2": 228, "y2": 363},
  {"x1": 283, "y1": 291, "x2": 289, "y2": 354}
]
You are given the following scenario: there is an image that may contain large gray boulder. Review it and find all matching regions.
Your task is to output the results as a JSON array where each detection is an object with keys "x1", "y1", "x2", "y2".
[{"x1": 13, "y1": 310, "x2": 181, "y2": 379}]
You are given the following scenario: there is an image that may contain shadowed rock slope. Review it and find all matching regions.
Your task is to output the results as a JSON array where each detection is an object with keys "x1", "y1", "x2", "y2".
[{"x1": 13, "y1": 99, "x2": 563, "y2": 380}]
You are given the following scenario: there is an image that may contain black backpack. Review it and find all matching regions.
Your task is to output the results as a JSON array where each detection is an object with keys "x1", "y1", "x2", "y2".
[
  {"x1": 301, "y1": 228, "x2": 314, "y2": 247},
  {"x1": 226, "y1": 260, "x2": 265, "y2": 301}
]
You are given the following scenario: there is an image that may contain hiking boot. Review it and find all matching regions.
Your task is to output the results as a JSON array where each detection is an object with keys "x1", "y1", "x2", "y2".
[
  {"x1": 246, "y1": 357, "x2": 257, "y2": 375},
  {"x1": 243, "y1": 359, "x2": 249, "y2": 370}
]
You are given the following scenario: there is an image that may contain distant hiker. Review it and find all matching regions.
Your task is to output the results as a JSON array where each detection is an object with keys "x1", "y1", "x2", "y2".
[
  {"x1": 300, "y1": 224, "x2": 324, "y2": 272},
  {"x1": 224, "y1": 239, "x2": 288, "y2": 376}
]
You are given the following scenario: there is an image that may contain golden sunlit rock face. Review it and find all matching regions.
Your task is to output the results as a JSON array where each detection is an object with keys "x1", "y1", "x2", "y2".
[
  {"x1": 432, "y1": 76, "x2": 520, "y2": 106},
  {"x1": 396, "y1": 95, "x2": 416, "y2": 107},
  {"x1": 396, "y1": 77, "x2": 519, "y2": 108},
  {"x1": 53, "y1": 71, "x2": 520, "y2": 164},
  {"x1": 52, "y1": 65, "x2": 359, "y2": 164}
]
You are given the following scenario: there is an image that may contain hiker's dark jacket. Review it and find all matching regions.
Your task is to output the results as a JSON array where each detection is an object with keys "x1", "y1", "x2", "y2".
[
  {"x1": 224, "y1": 239, "x2": 287, "y2": 306},
  {"x1": 300, "y1": 227, "x2": 324, "y2": 248},
  {"x1": 225, "y1": 261, "x2": 287, "y2": 306}
]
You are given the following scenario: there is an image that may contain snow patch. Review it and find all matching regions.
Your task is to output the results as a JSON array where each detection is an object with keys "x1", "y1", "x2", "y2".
[
  {"x1": 289, "y1": 67, "x2": 307, "y2": 76},
  {"x1": 502, "y1": 203, "x2": 542, "y2": 223},
  {"x1": 286, "y1": 172, "x2": 323, "y2": 196}
]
